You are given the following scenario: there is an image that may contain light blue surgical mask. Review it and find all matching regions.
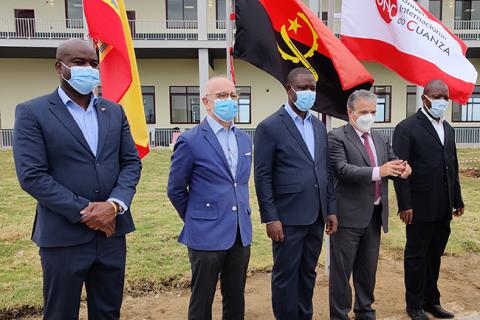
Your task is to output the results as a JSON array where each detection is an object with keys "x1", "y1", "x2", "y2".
[
  {"x1": 292, "y1": 89, "x2": 316, "y2": 112},
  {"x1": 61, "y1": 61, "x2": 100, "y2": 95},
  {"x1": 213, "y1": 98, "x2": 238, "y2": 122},
  {"x1": 426, "y1": 96, "x2": 448, "y2": 119}
]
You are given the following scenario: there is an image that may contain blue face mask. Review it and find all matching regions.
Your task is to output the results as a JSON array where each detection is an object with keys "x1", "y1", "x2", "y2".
[
  {"x1": 292, "y1": 89, "x2": 316, "y2": 112},
  {"x1": 61, "y1": 61, "x2": 100, "y2": 95},
  {"x1": 426, "y1": 96, "x2": 448, "y2": 119},
  {"x1": 213, "y1": 98, "x2": 238, "y2": 122}
]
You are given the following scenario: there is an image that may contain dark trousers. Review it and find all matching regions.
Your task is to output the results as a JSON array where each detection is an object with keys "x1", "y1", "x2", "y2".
[
  {"x1": 271, "y1": 218, "x2": 324, "y2": 320},
  {"x1": 39, "y1": 234, "x2": 127, "y2": 320},
  {"x1": 187, "y1": 232, "x2": 251, "y2": 320},
  {"x1": 405, "y1": 220, "x2": 451, "y2": 310},
  {"x1": 329, "y1": 205, "x2": 382, "y2": 320}
]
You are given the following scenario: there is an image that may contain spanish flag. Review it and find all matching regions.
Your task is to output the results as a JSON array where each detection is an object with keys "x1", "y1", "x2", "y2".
[
  {"x1": 83, "y1": 0, "x2": 149, "y2": 158},
  {"x1": 234, "y1": 0, "x2": 374, "y2": 120}
]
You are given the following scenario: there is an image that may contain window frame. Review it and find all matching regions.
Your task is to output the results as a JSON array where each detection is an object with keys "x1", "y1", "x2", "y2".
[
  {"x1": 372, "y1": 85, "x2": 392, "y2": 123},
  {"x1": 452, "y1": 85, "x2": 480, "y2": 123},
  {"x1": 406, "y1": 85, "x2": 419, "y2": 118},
  {"x1": 165, "y1": 0, "x2": 198, "y2": 29},
  {"x1": 142, "y1": 86, "x2": 156, "y2": 125},
  {"x1": 169, "y1": 86, "x2": 201, "y2": 125},
  {"x1": 235, "y1": 86, "x2": 252, "y2": 124},
  {"x1": 64, "y1": 0, "x2": 84, "y2": 29}
]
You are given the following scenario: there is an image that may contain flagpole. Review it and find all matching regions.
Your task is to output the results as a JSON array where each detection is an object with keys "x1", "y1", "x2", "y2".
[
  {"x1": 323, "y1": 0, "x2": 335, "y2": 278},
  {"x1": 416, "y1": 0, "x2": 429, "y2": 108},
  {"x1": 226, "y1": 0, "x2": 233, "y2": 81}
]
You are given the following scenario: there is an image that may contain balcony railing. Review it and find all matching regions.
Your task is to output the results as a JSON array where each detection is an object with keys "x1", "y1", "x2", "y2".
[
  {"x1": 454, "y1": 20, "x2": 480, "y2": 30},
  {"x1": 0, "y1": 18, "x2": 228, "y2": 41}
]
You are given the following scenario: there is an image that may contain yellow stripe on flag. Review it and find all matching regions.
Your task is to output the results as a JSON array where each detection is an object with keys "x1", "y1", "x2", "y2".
[{"x1": 116, "y1": 0, "x2": 149, "y2": 150}]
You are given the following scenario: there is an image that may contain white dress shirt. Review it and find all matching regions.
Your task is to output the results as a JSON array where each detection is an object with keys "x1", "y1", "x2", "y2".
[
  {"x1": 352, "y1": 125, "x2": 381, "y2": 204},
  {"x1": 421, "y1": 107, "x2": 445, "y2": 145}
]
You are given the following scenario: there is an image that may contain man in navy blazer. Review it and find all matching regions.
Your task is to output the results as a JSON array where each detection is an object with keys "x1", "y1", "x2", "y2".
[
  {"x1": 254, "y1": 67, "x2": 338, "y2": 320},
  {"x1": 13, "y1": 39, "x2": 142, "y2": 319},
  {"x1": 167, "y1": 76, "x2": 252, "y2": 320}
]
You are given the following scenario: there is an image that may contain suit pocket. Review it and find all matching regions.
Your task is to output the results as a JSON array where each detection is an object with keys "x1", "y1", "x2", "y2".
[
  {"x1": 274, "y1": 184, "x2": 302, "y2": 194},
  {"x1": 189, "y1": 202, "x2": 218, "y2": 220}
]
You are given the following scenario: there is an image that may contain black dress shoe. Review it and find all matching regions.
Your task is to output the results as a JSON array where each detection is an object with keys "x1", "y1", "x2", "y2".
[
  {"x1": 423, "y1": 304, "x2": 454, "y2": 319},
  {"x1": 406, "y1": 308, "x2": 430, "y2": 320}
]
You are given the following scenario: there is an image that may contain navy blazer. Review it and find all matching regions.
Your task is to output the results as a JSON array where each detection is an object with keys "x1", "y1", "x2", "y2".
[
  {"x1": 254, "y1": 106, "x2": 337, "y2": 225},
  {"x1": 167, "y1": 119, "x2": 252, "y2": 251},
  {"x1": 13, "y1": 90, "x2": 142, "y2": 248}
]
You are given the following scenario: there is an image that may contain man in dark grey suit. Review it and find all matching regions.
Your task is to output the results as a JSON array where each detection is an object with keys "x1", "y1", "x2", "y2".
[
  {"x1": 328, "y1": 90, "x2": 411, "y2": 320},
  {"x1": 254, "y1": 67, "x2": 338, "y2": 320}
]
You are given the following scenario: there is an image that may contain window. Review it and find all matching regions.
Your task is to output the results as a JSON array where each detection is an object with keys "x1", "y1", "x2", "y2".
[
  {"x1": 216, "y1": 0, "x2": 226, "y2": 29},
  {"x1": 452, "y1": 85, "x2": 480, "y2": 122},
  {"x1": 429, "y1": 0, "x2": 442, "y2": 19},
  {"x1": 142, "y1": 86, "x2": 156, "y2": 124},
  {"x1": 166, "y1": 0, "x2": 198, "y2": 29},
  {"x1": 372, "y1": 86, "x2": 392, "y2": 123},
  {"x1": 65, "y1": 0, "x2": 83, "y2": 28},
  {"x1": 235, "y1": 86, "x2": 252, "y2": 124},
  {"x1": 455, "y1": 0, "x2": 480, "y2": 21},
  {"x1": 98, "y1": 86, "x2": 156, "y2": 124},
  {"x1": 170, "y1": 86, "x2": 201, "y2": 124},
  {"x1": 406, "y1": 85, "x2": 420, "y2": 117}
]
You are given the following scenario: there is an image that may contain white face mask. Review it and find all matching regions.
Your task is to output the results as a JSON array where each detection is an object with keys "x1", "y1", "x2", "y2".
[{"x1": 353, "y1": 113, "x2": 375, "y2": 133}]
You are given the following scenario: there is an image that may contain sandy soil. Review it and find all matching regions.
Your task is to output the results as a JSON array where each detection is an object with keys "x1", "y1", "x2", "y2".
[{"x1": 25, "y1": 253, "x2": 480, "y2": 320}]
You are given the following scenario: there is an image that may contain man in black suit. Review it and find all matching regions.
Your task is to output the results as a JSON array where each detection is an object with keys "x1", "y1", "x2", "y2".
[
  {"x1": 393, "y1": 80, "x2": 464, "y2": 320},
  {"x1": 254, "y1": 67, "x2": 338, "y2": 320}
]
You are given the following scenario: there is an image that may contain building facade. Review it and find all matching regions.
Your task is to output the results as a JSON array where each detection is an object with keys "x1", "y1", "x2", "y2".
[{"x1": 1, "y1": 0, "x2": 480, "y2": 147}]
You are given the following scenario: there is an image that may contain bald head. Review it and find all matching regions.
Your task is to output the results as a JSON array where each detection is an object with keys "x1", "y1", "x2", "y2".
[
  {"x1": 204, "y1": 76, "x2": 235, "y2": 97},
  {"x1": 56, "y1": 38, "x2": 96, "y2": 61},
  {"x1": 423, "y1": 80, "x2": 448, "y2": 97}
]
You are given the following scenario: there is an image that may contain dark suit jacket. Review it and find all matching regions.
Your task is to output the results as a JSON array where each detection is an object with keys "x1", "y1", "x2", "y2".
[
  {"x1": 328, "y1": 124, "x2": 397, "y2": 233},
  {"x1": 254, "y1": 106, "x2": 337, "y2": 226},
  {"x1": 393, "y1": 109, "x2": 463, "y2": 222},
  {"x1": 167, "y1": 119, "x2": 252, "y2": 250},
  {"x1": 13, "y1": 90, "x2": 142, "y2": 247}
]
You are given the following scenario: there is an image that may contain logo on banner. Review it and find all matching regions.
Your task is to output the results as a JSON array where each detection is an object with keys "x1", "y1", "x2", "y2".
[{"x1": 376, "y1": 0, "x2": 398, "y2": 24}]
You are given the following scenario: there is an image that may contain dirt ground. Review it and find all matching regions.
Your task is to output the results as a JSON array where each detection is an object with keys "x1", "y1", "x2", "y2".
[{"x1": 27, "y1": 254, "x2": 480, "y2": 320}]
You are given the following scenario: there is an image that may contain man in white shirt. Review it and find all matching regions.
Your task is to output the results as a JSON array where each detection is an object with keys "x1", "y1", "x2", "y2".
[{"x1": 393, "y1": 80, "x2": 465, "y2": 320}]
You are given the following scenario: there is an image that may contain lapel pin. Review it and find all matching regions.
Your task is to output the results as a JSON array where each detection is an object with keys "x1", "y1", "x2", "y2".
[{"x1": 100, "y1": 107, "x2": 106, "y2": 112}]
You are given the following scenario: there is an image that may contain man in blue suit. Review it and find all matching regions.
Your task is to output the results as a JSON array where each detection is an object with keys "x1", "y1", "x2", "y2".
[
  {"x1": 13, "y1": 39, "x2": 142, "y2": 320},
  {"x1": 167, "y1": 76, "x2": 252, "y2": 320},
  {"x1": 254, "y1": 67, "x2": 338, "y2": 320}
]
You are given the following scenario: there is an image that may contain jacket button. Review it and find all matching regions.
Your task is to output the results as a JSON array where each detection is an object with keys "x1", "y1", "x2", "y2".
[
  {"x1": 95, "y1": 189, "x2": 99, "y2": 193},
  {"x1": 206, "y1": 203, "x2": 210, "y2": 207},
  {"x1": 232, "y1": 206, "x2": 237, "y2": 211},
  {"x1": 314, "y1": 184, "x2": 318, "y2": 188},
  {"x1": 234, "y1": 182, "x2": 237, "y2": 187}
]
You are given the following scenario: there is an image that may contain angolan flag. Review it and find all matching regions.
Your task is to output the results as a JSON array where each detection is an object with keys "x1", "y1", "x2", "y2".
[
  {"x1": 233, "y1": 0, "x2": 374, "y2": 120},
  {"x1": 83, "y1": 0, "x2": 149, "y2": 158},
  {"x1": 341, "y1": 0, "x2": 477, "y2": 104}
]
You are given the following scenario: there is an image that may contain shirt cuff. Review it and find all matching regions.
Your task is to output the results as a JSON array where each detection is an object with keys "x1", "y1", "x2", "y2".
[
  {"x1": 372, "y1": 167, "x2": 381, "y2": 182},
  {"x1": 108, "y1": 198, "x2": 128, "y2": 215}
]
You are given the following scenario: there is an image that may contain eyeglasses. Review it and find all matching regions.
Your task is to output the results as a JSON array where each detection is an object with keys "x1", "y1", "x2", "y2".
[{"x1": 206, "y1": 91, "x2": 240, "y2": 100}]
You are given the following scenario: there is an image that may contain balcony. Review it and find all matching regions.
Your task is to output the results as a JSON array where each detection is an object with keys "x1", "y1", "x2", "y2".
[{"x1": 0, "y1": 18, "x2": 227, "y2": 41}]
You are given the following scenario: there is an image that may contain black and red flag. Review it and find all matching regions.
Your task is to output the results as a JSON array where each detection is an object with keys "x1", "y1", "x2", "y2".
[{"x1": 233, "y1": 0, "x2": 374, "y2": 120}]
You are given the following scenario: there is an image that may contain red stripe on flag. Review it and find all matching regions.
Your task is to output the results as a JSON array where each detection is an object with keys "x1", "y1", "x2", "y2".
[
  {"x1": 342, "y1": 35, "x2": 474, "y2": 104},
  {"x1": 83, "y1": 0, "x2": 132, "y2": 102}
]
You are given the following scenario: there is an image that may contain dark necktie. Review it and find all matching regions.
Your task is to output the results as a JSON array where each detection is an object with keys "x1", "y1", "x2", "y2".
[{"x1": 362, "y1": 132, "x2": 381, "y2": 201}]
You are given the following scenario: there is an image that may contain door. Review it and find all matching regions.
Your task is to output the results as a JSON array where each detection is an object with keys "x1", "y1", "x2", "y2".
[
  {"x1": 126, "y1": 10, "x2": 136, "y2": 38},
  {"x1": 14, "y1": 9, "x2": 35, "y2": 38}
]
